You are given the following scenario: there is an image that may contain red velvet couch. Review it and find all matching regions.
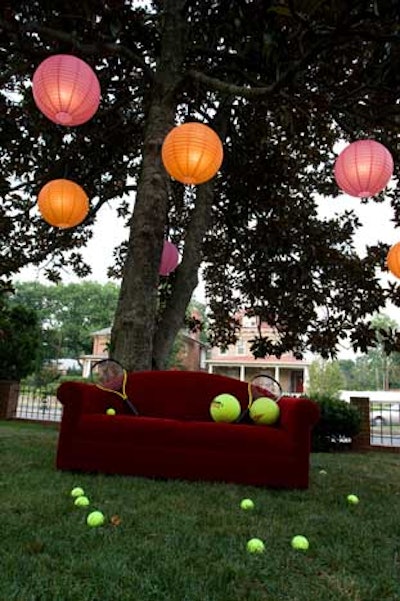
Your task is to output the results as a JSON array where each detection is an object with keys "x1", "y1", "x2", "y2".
[{"x1": 56, "y1": 370, "x2": 320, "y2": 488}]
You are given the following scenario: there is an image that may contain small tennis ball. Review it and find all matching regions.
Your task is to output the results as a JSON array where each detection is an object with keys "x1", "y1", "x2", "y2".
[
  {"x1": 347, "y1": 494, "x2": 359, "y2": 505},
  {"x1": 249, "y1": 397, "x2": 280, "y2": 425},
  {"x1": 70, "y1": 487, "x2": 85, "y2": 498},
  {"x1": 87, "y1": 511, "x2": 105, "y2": 527},
  {"x1": 240, "y1": 498, "x2": 255, "y2": 510},
  {"x1": 246, "y1": 538, "x2": 265, "y2": 554},
  {"x1": 106, "y1": 408, "x2": 116, "y2": 415},
  {"x1": 210, "y1": 393, "x2": 241, "y2": 423},
  {"x1": 319, "y1": 469, "x2": 327, "y2": 476},
  {"x1": 291, "y1": 535, "x2": 309, "y2": 550},
  {"x1": 74, "y1": 495, "x2": 90, "y2": 507}
]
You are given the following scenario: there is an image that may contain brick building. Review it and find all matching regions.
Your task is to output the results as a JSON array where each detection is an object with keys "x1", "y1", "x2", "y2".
[
  {"x1": 80, "y1": 323, "x2": 206, "y2": 377},
  {"x1": 81, "y1": 313, "x2": 310, "y2": 394},
  {"x1": 206, "y1": 314, "x2": 311, "y2": 394}
]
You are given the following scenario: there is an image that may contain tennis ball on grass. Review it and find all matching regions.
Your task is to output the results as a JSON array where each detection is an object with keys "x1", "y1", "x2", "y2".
[
  {"x1": 106, "y1": 407, "x2": 116, "y2": 415},
  {"x1": 87, "y1": 511, "x2": 105, "y2": 527},
  {"x1": 249, "y1": 397, "x2": 280, "y2": 425},
  {"x1": 291, "y1": 535, "x2": 309, "y2": 550},
  {"x1": 70, "y1": 487, "x2": 85, "y2": 498},
  {"x1": 210, "y1": 393, "x2": 241, "y2": 423},
  {"x1": 74, "y1": 496, "x2": 90, "y2": 507},
  {"x1": 347, "y1": 494, "x2": 359, "y2": 505},
  {"x1": 246, "y1": 538, "x2": 265, "y2": 554},
  {"x1": 240, "y1": 498, "x2": 255, "y2": 510}
]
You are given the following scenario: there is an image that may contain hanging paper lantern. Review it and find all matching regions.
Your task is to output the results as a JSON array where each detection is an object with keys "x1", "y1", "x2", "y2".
[
  {"x1": 159, "y1": 241, "x2": 179, "y2": 276},
  {"x1": 161, "y1": 122, "x2": 223, "y2": 185},
  {"x1": 334, "y1": 140, "x2": 393, "y2": 198},
  {"x1": 387, "y1": 242, "x2": 400, "y2": 278},
  {"x1": 32, "y1": 54, "x2": 101, "y2": 126},
  {"x1": 38, "y1": 179, "x2": 89, "y2": 228}
]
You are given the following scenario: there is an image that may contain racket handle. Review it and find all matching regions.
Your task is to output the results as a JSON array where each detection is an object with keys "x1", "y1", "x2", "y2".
[
  {"x1": 236, "y1": 408, "x2": 250, "y2": 424},
  {"x1": 126, "y1": 399, "x2": 139, "y2": 416}
]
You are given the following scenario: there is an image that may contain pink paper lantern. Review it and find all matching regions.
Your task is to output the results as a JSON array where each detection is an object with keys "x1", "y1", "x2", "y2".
[
  {"x1": 32, "y1": 54, "x2": 101, "y2": 126},
  {"x1": 334, "y1": 139, "x2": 394, "y2": 198},
  {"x1": 159, "y1": 241, "x2": 179, "y2": 276}
]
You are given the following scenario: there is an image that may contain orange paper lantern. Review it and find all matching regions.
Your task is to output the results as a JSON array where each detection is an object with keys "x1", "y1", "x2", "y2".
[
  {"x1": 38, "y1": 179, "x2": 89, "y2": 228},
  {"x1": 387, "y1": 242, "x2": 400, "y2": 278},
  {"x1": 161, "y1": 122, "x2": 223, "y2": 185},
  {"x1": 32, "y1": 54, "x2": 100, "y2": 126},
  {"x1": 334, "y1": 139, "x2": 393, "y2": 198}
]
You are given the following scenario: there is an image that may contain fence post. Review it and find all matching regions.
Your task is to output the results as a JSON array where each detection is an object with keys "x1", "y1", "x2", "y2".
[
  {"x1": 0, "y1": 380, "x2": 20, "y2": 419},
  {"x1": 350, "y1": 396, "x2": 371, "y2": 451}
]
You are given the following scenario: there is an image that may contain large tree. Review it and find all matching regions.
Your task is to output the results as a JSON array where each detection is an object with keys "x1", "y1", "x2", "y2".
[{"x1": 1, "y1": 1, "x2": 400, "y2": 370}]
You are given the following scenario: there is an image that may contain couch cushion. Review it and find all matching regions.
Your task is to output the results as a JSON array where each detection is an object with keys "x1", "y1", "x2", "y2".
[
  {"x1": 77, "y1": 414, "x2": 291, "y2": 453},
  {"x1": 123, "y1": 371, "x2": 250, "y2": 420}
]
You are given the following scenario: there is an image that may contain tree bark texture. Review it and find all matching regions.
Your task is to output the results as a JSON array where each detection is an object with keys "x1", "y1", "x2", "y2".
[
  {"x1": 151, "y1": 104, "x2": 232, "y2": 369},
  {"x1": 111, "y1": 0, "x2": 188, "y2": 370},
  {"x1": 152, "y1": 182, "x2": 215, "y2": 369}
]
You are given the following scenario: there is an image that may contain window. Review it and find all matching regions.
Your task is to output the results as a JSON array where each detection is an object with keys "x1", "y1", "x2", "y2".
[
  {"x1": 242, "y1": 316, "x2": 257, "y2": 328},
  {"x1": 236, "y1": 339, "x2": 245, "y2": 355}
]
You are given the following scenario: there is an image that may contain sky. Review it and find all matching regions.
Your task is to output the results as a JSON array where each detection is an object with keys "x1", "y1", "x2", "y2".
[
  {"x1": 314, "y1": 190, "x2": 400, "y2": 357},
  {"x1": 16, "y1": 182, "x2": 400, "y2": 357},
  {"x1": 316, "y1": 191, "x2": 400, "y2": 316},
  {"x1": 17, "y1": 195, "x2": 210, "y2": 300},
  {"x1": 18, "y1": 187, "x2": 400, "y2": 293}
]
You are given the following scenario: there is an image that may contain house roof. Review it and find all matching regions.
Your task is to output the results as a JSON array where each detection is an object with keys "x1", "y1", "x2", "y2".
[
  {"x1": 91, "y1": 327, "x2": 112, "y2": 336},
  {"x1": 90, "y1": 326, "x2": 206, "y2": 346}
]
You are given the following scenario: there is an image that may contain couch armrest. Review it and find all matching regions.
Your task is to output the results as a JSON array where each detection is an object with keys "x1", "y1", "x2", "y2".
[
  {"x1": 278, "y1": 396, "x2": 320, "y2": 442},
  {"x1": 57, "y1": 381, "x2": 126, "y2": 431}
]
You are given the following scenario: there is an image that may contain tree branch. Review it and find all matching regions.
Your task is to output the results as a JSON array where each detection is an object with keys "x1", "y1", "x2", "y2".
[
  {"x1": 1, "y1": 19, "x2": 154, "y2": 81},
  {"x1": 187, "y1": 34, "x2": 331, "y2": 100}
]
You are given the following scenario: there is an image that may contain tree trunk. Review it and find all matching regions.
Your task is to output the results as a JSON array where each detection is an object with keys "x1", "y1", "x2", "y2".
[
  {"x1": 152, "y1": 182, "x2": 215, "y2": 369},
  {"x1": 152, "y1": 103, "x2": 232, "y2": 369},
  {"x1": 111, "y1": 0, "x2": 187, "y2": 371}
]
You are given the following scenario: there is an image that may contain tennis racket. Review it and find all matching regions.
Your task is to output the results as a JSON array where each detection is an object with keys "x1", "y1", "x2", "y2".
[
  {"x1": 91, "y1": 358, "x2": 139, "y2": 416},
  {"x1": 237, "y1": 373, "x2": 282, "y2": 423}
]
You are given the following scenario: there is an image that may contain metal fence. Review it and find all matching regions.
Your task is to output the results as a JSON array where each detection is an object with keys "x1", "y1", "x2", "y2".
[
  {"x1": 369, "y1": 401, "x2": 400, "y2": 448},
  {"x1": 16, "y1": 385, "x2": 63, "y2": 422},
  {"x1": 11, "y1": 388, "x2": 400, "y2": 449}
]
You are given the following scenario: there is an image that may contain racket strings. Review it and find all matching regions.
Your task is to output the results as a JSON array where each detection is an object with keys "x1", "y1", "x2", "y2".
[
  {"x1": 248, "y1": 375, "x2": 282, "y2": 406},
  {"x1": 92, "y1": 360, "x2": 124, "y2": 391},
  {"x1": 91, "y1": 359, "x2": 139, "y2": 416}
]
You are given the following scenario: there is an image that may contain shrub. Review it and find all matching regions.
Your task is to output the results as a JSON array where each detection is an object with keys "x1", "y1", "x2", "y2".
[
  {"x1": 311, "y1": 393, "x2": 362, "y2": 452},
  {"x1": 0, "y1": 302, "x2": 41, "y2": 380}
]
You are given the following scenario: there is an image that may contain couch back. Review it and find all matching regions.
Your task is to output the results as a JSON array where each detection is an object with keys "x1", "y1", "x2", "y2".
[{"x1": 125, "y1": 370, "x2": 250, "y2": 420}]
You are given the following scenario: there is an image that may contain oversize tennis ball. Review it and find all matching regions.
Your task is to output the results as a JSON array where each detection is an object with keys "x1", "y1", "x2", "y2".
[
  {"x1": 246, "y1": 538, "x2": 265, "y2": 554},
  {"x1": 249, "y1": 397, "x2": 280, "y2": 425},
  {"x1": 106, "y1": 408, "x2": 116, "y2": 415},
  {"x1": 87, "y1": 511, "x2": 105, "y2": 527},
  {"x1": 291, "y1": 535, "x2": 309, "y2": 550},
  {"x1": 70, "y1": 487, "x2": 85, "y2": 498},
  {"x1": 210, "y1": 393, "x2": 241, "y2": 423},
  {"x1": 74, "y1": 495, "x2": 90, "y2": 507},
  {"x1": 240, "y1": 498, "x2": 255, "y2": 510},
  {"x1": 347, "y1": 494, "x2": 359, "y2": 505}
]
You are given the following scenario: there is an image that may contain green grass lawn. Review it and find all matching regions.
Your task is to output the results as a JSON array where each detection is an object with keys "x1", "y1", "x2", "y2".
[{"x1": 2, "y1": 421, "x2": 400, "y2": 601}]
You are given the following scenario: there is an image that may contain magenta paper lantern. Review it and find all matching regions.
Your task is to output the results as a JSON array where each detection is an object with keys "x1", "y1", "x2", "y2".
[
  {"x1": 159, "y1": 241, "x2": 179, "y2": 276},
  {"x1": 334, "y1": 139, "x2": 394, "y2": 198},
  {"x1": 32, "y1": 54, "x2": 101, "y2": 126}
]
